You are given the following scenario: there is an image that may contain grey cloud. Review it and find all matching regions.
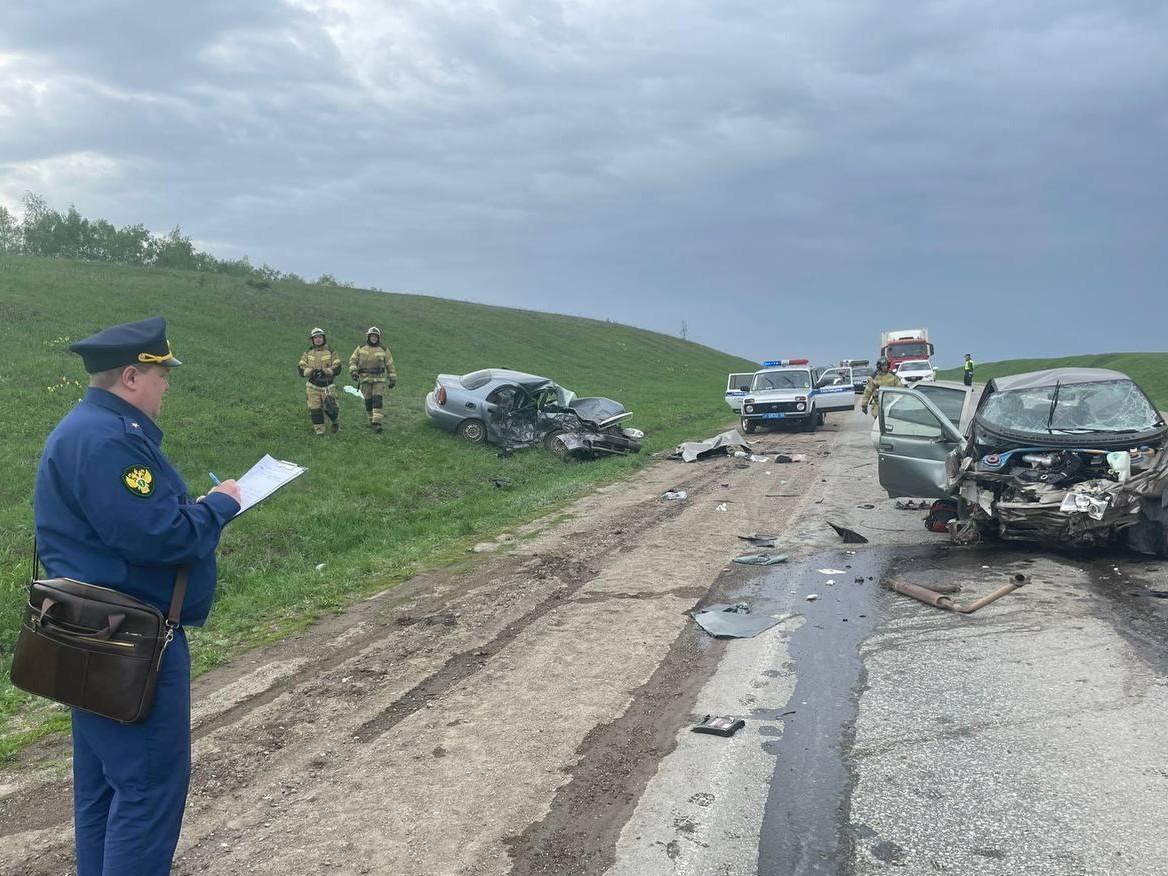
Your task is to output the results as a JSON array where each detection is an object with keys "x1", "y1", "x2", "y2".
[{"x1": 1, "y1": 0, "x2": 1165, "y2": 364}]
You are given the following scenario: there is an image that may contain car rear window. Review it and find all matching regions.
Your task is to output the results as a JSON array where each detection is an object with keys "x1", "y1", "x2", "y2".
[{"x1": 460, "y1": 369, "x2": 493, "y2": 390}]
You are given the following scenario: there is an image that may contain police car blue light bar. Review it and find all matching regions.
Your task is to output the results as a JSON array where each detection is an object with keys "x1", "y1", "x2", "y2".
[{"x1": 761, "y1": 359, "x2": 809, "y2": 367}]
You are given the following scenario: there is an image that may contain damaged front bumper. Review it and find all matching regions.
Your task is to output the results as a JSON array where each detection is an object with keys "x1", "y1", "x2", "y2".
[{"x1": 956, "y1": 445, "x2": 1168, "y2": 554}]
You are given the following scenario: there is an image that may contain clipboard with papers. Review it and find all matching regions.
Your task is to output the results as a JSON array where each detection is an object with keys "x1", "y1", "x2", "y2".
[{"x1": 232, "y1": 454, "x2": 307, "y2": 517}]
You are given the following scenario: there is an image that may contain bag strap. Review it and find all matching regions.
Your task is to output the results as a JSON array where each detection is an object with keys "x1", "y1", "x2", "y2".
[
  {"x1": 167, "y1": 567, "x2": 189, "y2": 627},
  {"x1": 33, "y1": 536, "x2": 189, "y2": 627}
]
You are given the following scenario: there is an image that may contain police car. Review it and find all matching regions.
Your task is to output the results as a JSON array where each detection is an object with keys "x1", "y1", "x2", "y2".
[{"x1": 739, "y1": 359, "x2": 856, "y2": 433}]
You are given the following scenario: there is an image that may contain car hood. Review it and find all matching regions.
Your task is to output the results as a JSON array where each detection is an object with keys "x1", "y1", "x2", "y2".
[{"x1": 568, "y1": 396, "x2": 628, "y2": 424}]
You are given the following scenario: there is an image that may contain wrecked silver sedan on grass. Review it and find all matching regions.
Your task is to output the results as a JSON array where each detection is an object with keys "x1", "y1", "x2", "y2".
[
  {"x1": 876, "y1": 368, "x2": 1168, "y2": 556},
  {"x1": 424, "y1": 368, "x2": 644, "y2": 459}
]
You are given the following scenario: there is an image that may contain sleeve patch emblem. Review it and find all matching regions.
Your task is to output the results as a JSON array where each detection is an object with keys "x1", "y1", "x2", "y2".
[{"x1": 122, "y1": 466, "x2": 155, "y2": 497}]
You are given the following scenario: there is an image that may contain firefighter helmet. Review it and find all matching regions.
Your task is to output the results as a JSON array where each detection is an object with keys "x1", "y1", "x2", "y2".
[{"x1": 366, "y1": 326, "x2": 381, "y2": 336}]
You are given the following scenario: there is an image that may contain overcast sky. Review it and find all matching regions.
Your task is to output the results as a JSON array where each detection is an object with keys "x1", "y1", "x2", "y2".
[{"x1": 2, "y1": 0, "x2": 1165, "y2": 366}]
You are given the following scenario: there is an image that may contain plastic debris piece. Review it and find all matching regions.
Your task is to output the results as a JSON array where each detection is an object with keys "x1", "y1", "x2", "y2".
[
  {"x1": 750, "y1": 454, "x2": 770, "y2": 463},
  {"x1": 691, "y1": 603, "x2": 782, "y2": 638},
  {"x1": 342, "y1": 385, "x2": 363, "y2": 398},
  {"x1": 732, "y1": 553, "x2": 789, "y2": 566},
  {"x1": 827, "y1": 521, "x2": 869, "y2": 544},
  {"x1": 314, "y1": 563, "x2": 326, "y2": 573},
  {"x1": 738, "y1": 533, "x2": 778, "y2": 547},
  {"x1": 715, "y1": 502, "x2": 728, "y2": 512},
  {"x1": 817, "y1": 568, "x2": 846, "y2": 575},
  {"x1": 692, "y1": 715, "x2": 746, "y2": 737},
  {"x1": 661, "y1": 489, "x2": 688, "y2": 501},
  {"x1": 805, "y1": 593, "x2": 819, "y2": 601}
]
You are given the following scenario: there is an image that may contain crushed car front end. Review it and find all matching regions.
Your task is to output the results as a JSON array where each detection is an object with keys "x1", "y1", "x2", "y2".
[{"x1": 951, "y1": 369, "x2": 1168, "y2": 554}]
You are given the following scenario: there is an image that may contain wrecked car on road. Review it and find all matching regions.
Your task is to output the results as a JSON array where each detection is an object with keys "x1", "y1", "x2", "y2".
[
  {"x1": 875, "y1": 368, "x2": 1168, "y2": 555},
  {"x1": 424, "y1": 368, "x2": 644, "y2": 459}
]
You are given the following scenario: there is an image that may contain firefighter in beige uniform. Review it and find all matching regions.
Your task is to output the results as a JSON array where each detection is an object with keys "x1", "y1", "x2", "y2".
[
  {"x1": 298, "y1": 328, "x2": 342, "y2": 435},
  {"x1": 349, "y1": 326, "x2": 396, "y2": 433},
  {"x1": 860, "y1": 358, "x2": 902, "y2": 417}
]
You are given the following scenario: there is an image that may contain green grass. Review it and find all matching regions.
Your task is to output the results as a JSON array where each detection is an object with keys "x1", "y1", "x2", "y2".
[
  {"x1": 0, "y1": 255, "x2": 757, "y2": 759},
  {"x1": 938, "y1": 353, "x2": 1168, "y2": 409}
]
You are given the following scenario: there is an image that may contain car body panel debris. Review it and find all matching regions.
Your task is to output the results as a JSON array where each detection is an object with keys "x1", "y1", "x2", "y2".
[
  {"x1": 660, "y1": 490, "x2": 688, "y2": 501},
  {"x1": 691, "y1": 603, "x2": 782, "y2": 638},
  {"x1": 424, "y1": 368, "x2": 644, "y2": 459},
  {"x1": 738, "y1": 533, "x2": 778, "y2": 547},
  {"x1": 692, "y1": 715, "x2": 746, "y2": 737},
  {"x1": 827, "y1": 521, "x2": 869, "y2": 544},
  {"x1": 672, "y1": 430, "x2": 752, "y2": 462},
  {"x1": 875, "y1": 367, "x2": 1168, "y2": 554},
  {"x1": 733, "y1": 553, "x2": 789, "y2": 565}
]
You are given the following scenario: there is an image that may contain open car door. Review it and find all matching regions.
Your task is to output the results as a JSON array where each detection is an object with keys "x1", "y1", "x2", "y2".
[
  {"x1": 877, "y1": 388, "x2": 965, "y2": 498},
  {"x1": 813, "y1": 368, "x2": 856, "y2": 414},
  {"x1": 725, "y1": 372, "x2": 755, "y2": 412}
]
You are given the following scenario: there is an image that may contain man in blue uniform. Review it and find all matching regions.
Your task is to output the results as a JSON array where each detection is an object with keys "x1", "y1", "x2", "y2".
[{"x1": 34, "y1": 316, "x2": 241, "y2": 876}]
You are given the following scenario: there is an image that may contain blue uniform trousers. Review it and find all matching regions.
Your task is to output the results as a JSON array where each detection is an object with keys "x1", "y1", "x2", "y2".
[{"x1": 71, "y1": 630, "x2": 192, "y2": 876}]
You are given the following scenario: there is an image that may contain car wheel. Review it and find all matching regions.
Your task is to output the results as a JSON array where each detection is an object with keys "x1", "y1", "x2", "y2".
[
  {"x1": 741, "y1": 418, "x2": 757, "y2": 434},
  {"x1": 816, "y1": 411, "x2": 826, "y2": 426},
  {"x1": 543, "y1": 430, "x2": 569, "y2": 457},
  {"x1": 803, "y1": 412, "x2": 817, "y2": 432},
  {"x1": 457, "y1": 419, "x2": 486, "y2": 443}
]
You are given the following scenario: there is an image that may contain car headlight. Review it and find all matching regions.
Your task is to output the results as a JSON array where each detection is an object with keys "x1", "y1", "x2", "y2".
[
  {"x1": 796, "y1": 402, "x2": 805, "y2": 411},
  {"x1": 745, "y1": 405, "x2": 754, "y2": 413},
  {"x1": 622, "y1": 428, "x2": 644, "y2": 439}
]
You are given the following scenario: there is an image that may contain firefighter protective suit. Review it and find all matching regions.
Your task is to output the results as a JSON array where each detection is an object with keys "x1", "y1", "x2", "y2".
[
  {"x1": 298, "y1": 337, "x2": 342, "y2": 435},
  {"x1": 348, "y1": 328, "x2": 396, "y2": 432}
]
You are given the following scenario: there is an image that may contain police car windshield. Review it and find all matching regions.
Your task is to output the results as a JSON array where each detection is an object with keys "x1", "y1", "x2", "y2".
[{"x1": 752, "y1": 371, "x2": 810, "y2": 391}]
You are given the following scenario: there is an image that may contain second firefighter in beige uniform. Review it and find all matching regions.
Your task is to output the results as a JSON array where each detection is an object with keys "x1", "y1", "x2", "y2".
[
  {"x1": 299, "y1": 328, "x2": 342, "y2": 435},
  {"x1": 349, "y1": 326, "x2": 396, "y2": 433}
]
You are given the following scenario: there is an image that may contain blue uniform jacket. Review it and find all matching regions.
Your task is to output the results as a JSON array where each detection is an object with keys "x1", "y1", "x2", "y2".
[{"x1": 34, "y1": 388, "x2": 239, "y2": 626}]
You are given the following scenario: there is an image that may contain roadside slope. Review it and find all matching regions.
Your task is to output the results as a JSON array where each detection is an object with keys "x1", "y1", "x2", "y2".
[
  {"x1": 938, "y1": 352, "x2": 1168, "y2": 407},
  {"x1": 0, "y1": 254, "x2": 755, "y2": 755}
]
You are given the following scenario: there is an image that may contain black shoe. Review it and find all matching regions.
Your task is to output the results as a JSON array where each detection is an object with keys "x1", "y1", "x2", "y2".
[
  {"x1": 330, "y1": 420, "x2": 339, "y2": 433},
  {"x1": 372, "y1": 423, "x2": 383, "y2": 433}
]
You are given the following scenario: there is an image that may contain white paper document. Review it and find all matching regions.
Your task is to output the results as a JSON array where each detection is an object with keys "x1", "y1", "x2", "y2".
[{"x1": 234, "y1": 454, "x2": 307, "y2": 516}]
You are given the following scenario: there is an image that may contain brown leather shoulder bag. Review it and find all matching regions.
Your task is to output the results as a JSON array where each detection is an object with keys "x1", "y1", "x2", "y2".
[{"x1": 10, "y1": 545, "x2": 188, "y2": 724}]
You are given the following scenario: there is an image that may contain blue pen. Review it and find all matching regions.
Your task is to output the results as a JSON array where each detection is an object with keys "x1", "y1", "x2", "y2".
[{"x1": 209, "y1": 472, "x2": 221, "y2": 486}]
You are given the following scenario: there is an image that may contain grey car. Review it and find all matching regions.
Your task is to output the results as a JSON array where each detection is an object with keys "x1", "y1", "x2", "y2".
[
  {"x1": 875, "y1": 367, "x2": 1168, "y2": 555},
  {"x1": 424, "y1": 368, "x2": 644, "y2": 457}
]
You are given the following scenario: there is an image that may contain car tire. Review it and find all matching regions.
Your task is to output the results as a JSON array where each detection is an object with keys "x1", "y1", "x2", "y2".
[
  {"x1": 803, "y1": 412, "x2": 817, "y2": 433},
  {"x1": 543, "y1": 430, "x2": 569, "y2": 457},
  {"x1": 741, "y1": 418, "x2": 757, "y2": 434},
  {"x1": 816, "y1": 411, "x2": 825, "y2": 426},
  {"x1": 457, "y1": 419, "x2": 486, "y2": 443}
]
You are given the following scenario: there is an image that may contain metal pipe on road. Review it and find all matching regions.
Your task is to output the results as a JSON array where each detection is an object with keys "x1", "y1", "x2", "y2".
[{"x1": 892, "y1": 573, "x2": 1027, "y2": 614}]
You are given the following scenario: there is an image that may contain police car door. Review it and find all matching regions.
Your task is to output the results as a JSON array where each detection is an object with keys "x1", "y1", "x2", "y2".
[
  {"x1": 813, "y1": 368, "x2": 856, "y2": 413},
  {"x1": 725, "y1": 372, "x2": 754, "y2": 412}
]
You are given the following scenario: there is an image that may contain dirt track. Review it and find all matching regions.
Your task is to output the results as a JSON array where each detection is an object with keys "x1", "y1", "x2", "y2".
[{"x1": 0, "y1": 421, "x2": 839, "y2": 875}]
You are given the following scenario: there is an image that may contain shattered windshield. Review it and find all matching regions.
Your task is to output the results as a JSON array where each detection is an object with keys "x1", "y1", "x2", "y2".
[
  {"x1": 979, "y1": 379, "x2": 1163, "y2": 434},
  {"x1": 751, "y1": 370, "x2": 811, "y2": 392}
]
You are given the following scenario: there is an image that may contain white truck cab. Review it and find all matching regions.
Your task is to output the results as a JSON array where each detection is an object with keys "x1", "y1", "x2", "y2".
[
  {"x1": 724, "y1": 371, "x2": 756, "y2": 413},
  {"x1": 740, "y1": 359, "x2": 855, "y2": 434}
]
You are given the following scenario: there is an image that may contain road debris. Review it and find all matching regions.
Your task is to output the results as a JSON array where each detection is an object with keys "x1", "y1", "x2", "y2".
[
  {"x1": 817, "y1": 568, "x2": 846, "y2": 575},
  {"x1": 827, "y1": 521, "x2": 869, "y2": 544},
  {"x1": 690, "y1": 603, "x2": 783, "y2": 638},
  {"x1": 889, "y1": 574, "x2": 1027, "y2": 614},
  {"x1": 738, "y1": 533, "x2": 779, "y2": 547},
  {"x1": 715, "y1": 502, "x2": 728, "y2": 512},
  {"x1": 895, "y1": 499, "x2": 931, "y2": 511},
  {"x1": 732, "y1": 553, "x2": 789, "y2": 565},
  {"x1": 691, "y1": 715, "x2": 746, "y2": 737},
  {"x1": 805, "y1": 593, "x2": 819, "y2": 601},
  {"x1": 660, "y1": 489, "x2": 688, "y2": 501}
]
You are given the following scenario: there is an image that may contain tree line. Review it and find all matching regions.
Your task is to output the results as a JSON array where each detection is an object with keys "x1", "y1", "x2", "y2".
[{"x1": 0, "y1": 193, "x2": 355, "y2": 287}]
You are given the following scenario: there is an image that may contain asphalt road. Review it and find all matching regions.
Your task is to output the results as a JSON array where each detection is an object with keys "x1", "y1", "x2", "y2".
[{"x1": 1, "y1": 409, "x2": 1165, "y2": 875}]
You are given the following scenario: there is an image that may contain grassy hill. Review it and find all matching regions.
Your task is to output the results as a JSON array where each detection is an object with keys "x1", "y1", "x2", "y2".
[
  {"x1": 938, "y1": 353, "x2": 1168, "y2": 408},
  {"x1": 0, "y1": 255, "x2": 756, "y2": 757}
]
